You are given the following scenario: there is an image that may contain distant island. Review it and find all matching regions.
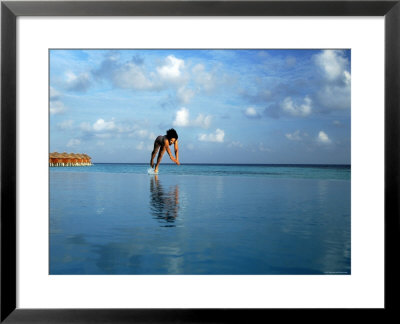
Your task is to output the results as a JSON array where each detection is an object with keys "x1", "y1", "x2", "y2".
[{"x1": 49, "y1": 152, "x2": 92, "y2": 167}]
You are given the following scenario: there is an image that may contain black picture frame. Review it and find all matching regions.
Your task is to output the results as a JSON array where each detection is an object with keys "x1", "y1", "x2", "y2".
[{"x1": 1, "y1": 0, "x2": 399, "y2": 322}]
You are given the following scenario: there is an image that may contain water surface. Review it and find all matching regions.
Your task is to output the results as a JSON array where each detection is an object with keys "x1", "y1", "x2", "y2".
[{"x1": 50, "y1": 164, "x2": 350, "y2": 275}]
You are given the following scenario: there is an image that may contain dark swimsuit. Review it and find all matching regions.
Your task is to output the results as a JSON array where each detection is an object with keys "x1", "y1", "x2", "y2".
[{"x1": 154, "y1": 135, "x2": 166, "y2": 147}]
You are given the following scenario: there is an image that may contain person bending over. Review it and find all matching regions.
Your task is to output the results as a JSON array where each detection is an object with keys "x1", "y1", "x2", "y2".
[{"x1": 150, "y1": 128, "x2": 180, "y2": 173}]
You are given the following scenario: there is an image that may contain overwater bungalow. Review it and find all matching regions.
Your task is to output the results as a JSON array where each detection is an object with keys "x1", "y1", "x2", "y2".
[{"x1": 49, "y1": 152, "x2": 92, "y2": 167}]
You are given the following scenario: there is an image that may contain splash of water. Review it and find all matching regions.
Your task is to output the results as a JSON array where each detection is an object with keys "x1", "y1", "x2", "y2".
[{"x1": 147, "y1": 168, "x2": 158, "y2": 175}]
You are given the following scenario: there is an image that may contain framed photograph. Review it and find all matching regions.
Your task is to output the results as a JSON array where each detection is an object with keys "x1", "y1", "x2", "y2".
[{"x1": 1, "y1": 0, "x2": 399, "y2": 322}]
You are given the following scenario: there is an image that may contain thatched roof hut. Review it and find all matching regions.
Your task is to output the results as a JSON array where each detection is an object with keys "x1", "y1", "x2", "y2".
[{"x1": 49, "y1": 152, "x2": 92, "y2": 167}]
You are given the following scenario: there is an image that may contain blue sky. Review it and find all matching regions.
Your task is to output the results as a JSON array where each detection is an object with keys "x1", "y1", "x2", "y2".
[{"x1": 50, "y1": 49, "x2": 351, "y2": 164}]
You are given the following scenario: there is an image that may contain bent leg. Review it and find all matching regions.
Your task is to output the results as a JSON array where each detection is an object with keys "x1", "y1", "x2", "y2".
[
  {"x1": 150, "y1": 143, "x2": 160, "y2": 168},
  {"x1": 154, "y1": 147, "x2": 166, "y2": 172}
]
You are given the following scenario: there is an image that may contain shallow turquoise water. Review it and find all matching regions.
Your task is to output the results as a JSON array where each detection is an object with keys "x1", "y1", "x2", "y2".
[
  {"x1": 50, "y1": 165, "x2": 351, "y2": 275},
  {"x1": 50, "y1": 163, "x2": 350, "y2": 180}
]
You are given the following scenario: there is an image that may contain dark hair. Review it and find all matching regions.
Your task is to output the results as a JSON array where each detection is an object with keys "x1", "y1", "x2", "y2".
[{"x1": 166, "y1": 128, "x2": 178, "y2": 140}]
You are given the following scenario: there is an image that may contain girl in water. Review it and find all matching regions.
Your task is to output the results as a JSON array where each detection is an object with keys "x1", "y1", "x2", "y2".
[{"x1": 150, "y1": 128, "x2": 180, "y2": 173}]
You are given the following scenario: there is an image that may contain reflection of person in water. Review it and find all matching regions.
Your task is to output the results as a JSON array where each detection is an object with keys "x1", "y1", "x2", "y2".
[{"x1": 149, "y1": 175, "x2": 179, "y2": 226}]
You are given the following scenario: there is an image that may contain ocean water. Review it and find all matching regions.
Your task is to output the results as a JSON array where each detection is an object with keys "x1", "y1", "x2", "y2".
[{"x1": 50, "y1": 164, "x2": 351, "y2": 275}]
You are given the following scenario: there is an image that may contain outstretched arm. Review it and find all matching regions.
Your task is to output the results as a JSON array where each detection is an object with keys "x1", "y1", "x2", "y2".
[
  {"x1": 165, "y1": 139, "x2": 179, "y2": 164},
  {"x1": 174, "y1": 140, "x2": 179, "y2": 165}
]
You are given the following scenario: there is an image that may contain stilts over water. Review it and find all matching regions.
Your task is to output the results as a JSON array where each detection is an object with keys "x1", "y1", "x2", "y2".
[{"x1": 49, "y1": 152, "x2": 92, "y2": 167}]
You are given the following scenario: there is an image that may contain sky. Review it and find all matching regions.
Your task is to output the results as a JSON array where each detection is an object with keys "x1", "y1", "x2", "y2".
[{"x1": 49, "y1": 49, "x2": 351, "y2": 164}]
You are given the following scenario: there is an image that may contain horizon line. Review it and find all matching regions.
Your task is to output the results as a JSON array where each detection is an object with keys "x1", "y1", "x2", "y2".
[{"x1": 91, "y1": 162, "x2": 351, "y2": 166}]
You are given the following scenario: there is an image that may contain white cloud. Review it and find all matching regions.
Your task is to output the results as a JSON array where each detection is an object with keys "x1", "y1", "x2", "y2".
[
  {"x1": 66, "y1": 138, "x2": 81, "y2": 147},
  {"x1": 134, "y1": 142, "x2": 152, "y2": 151},
  {"x1": 66, "y1": 71, "x2": 79, "y2": 83},
  {"x1": 157, "y1": 55, "x2": 185, "y2": 80},
  {"x1": 173, "y1": 107, "x2": 211, "y2": 129},
  {"x1": 314, "y1": 50, "x2": 350, "y2": 82},
  {"x1": 193, "y1": 64, "x2": 216, "y2": 92},
  {"x1": 317, "y1": 84, "x2": 350, "y2": 110},
  {"x1": 129, "y1": 129, "x2": 156, "y2": 140},
  {"x1": 94, "y1": 54, "x2": 157, "y2": 91},
  {"x1": 343, "y1": 70, "x2": 351, "y2": 85},
  {"x1": 64, "y1": 71, "x2": 91, "y2": 92},
  {"x1": 333, "y1": 120, "x2": 341, "y2": 126},
  {"x1": 177, "y1": 86, "x2": 195, "y2": 104},
  {"x1": 50, "y1": 87, "x2": 61, "y2": 100},
  {"x1": 173, "y1": 107, "x2": 190, "y2": 127},
  {"x1": 50, "y1": 101, "x2": 66, "y2": 115},
  {"x1": 229, "y1": 141, "x2": 244, "y2": 148},
  {"x1": 57, "y1": 120, "x2": 74, "y2": 130},
  {"x1": 80, "y1": 118, "x2": 139, "y2": 140},
  {"x1": 114, "y1": 63, "x2": 155, "y2": 90},
  {"x1": 193, "y1": 114, "x2": 212, "y2": 129},
  {"x1": 95, "y1": 54, "x2": 189, "y2": 92},
  {"x1": 285, "y1": 130, "x2": 304, "y2": 141},
  {"x1": 93, "y1": 118, "x2": 116, "y2": 132},
  {"x1": 198, "y1": 129, "x2": 225, "y2": 143},
  {"x1": 135, "y1": 129, "x2": 149, "y2": 138},
  {"x1": 317, "y1": 131, "x2": 332, "y2": 144},
  {"x1": 192, "y1": 64, "x2": 205, "y2": 74},
  {"x1": 244, "y1": 107, "x2": 261, "y2": 118},
  {"x1": 313, "y1": 50, "x2": 351, "y2": 112},
  {"x1": 281, "y1": 96, "x2": 312, "y2": 117}
]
